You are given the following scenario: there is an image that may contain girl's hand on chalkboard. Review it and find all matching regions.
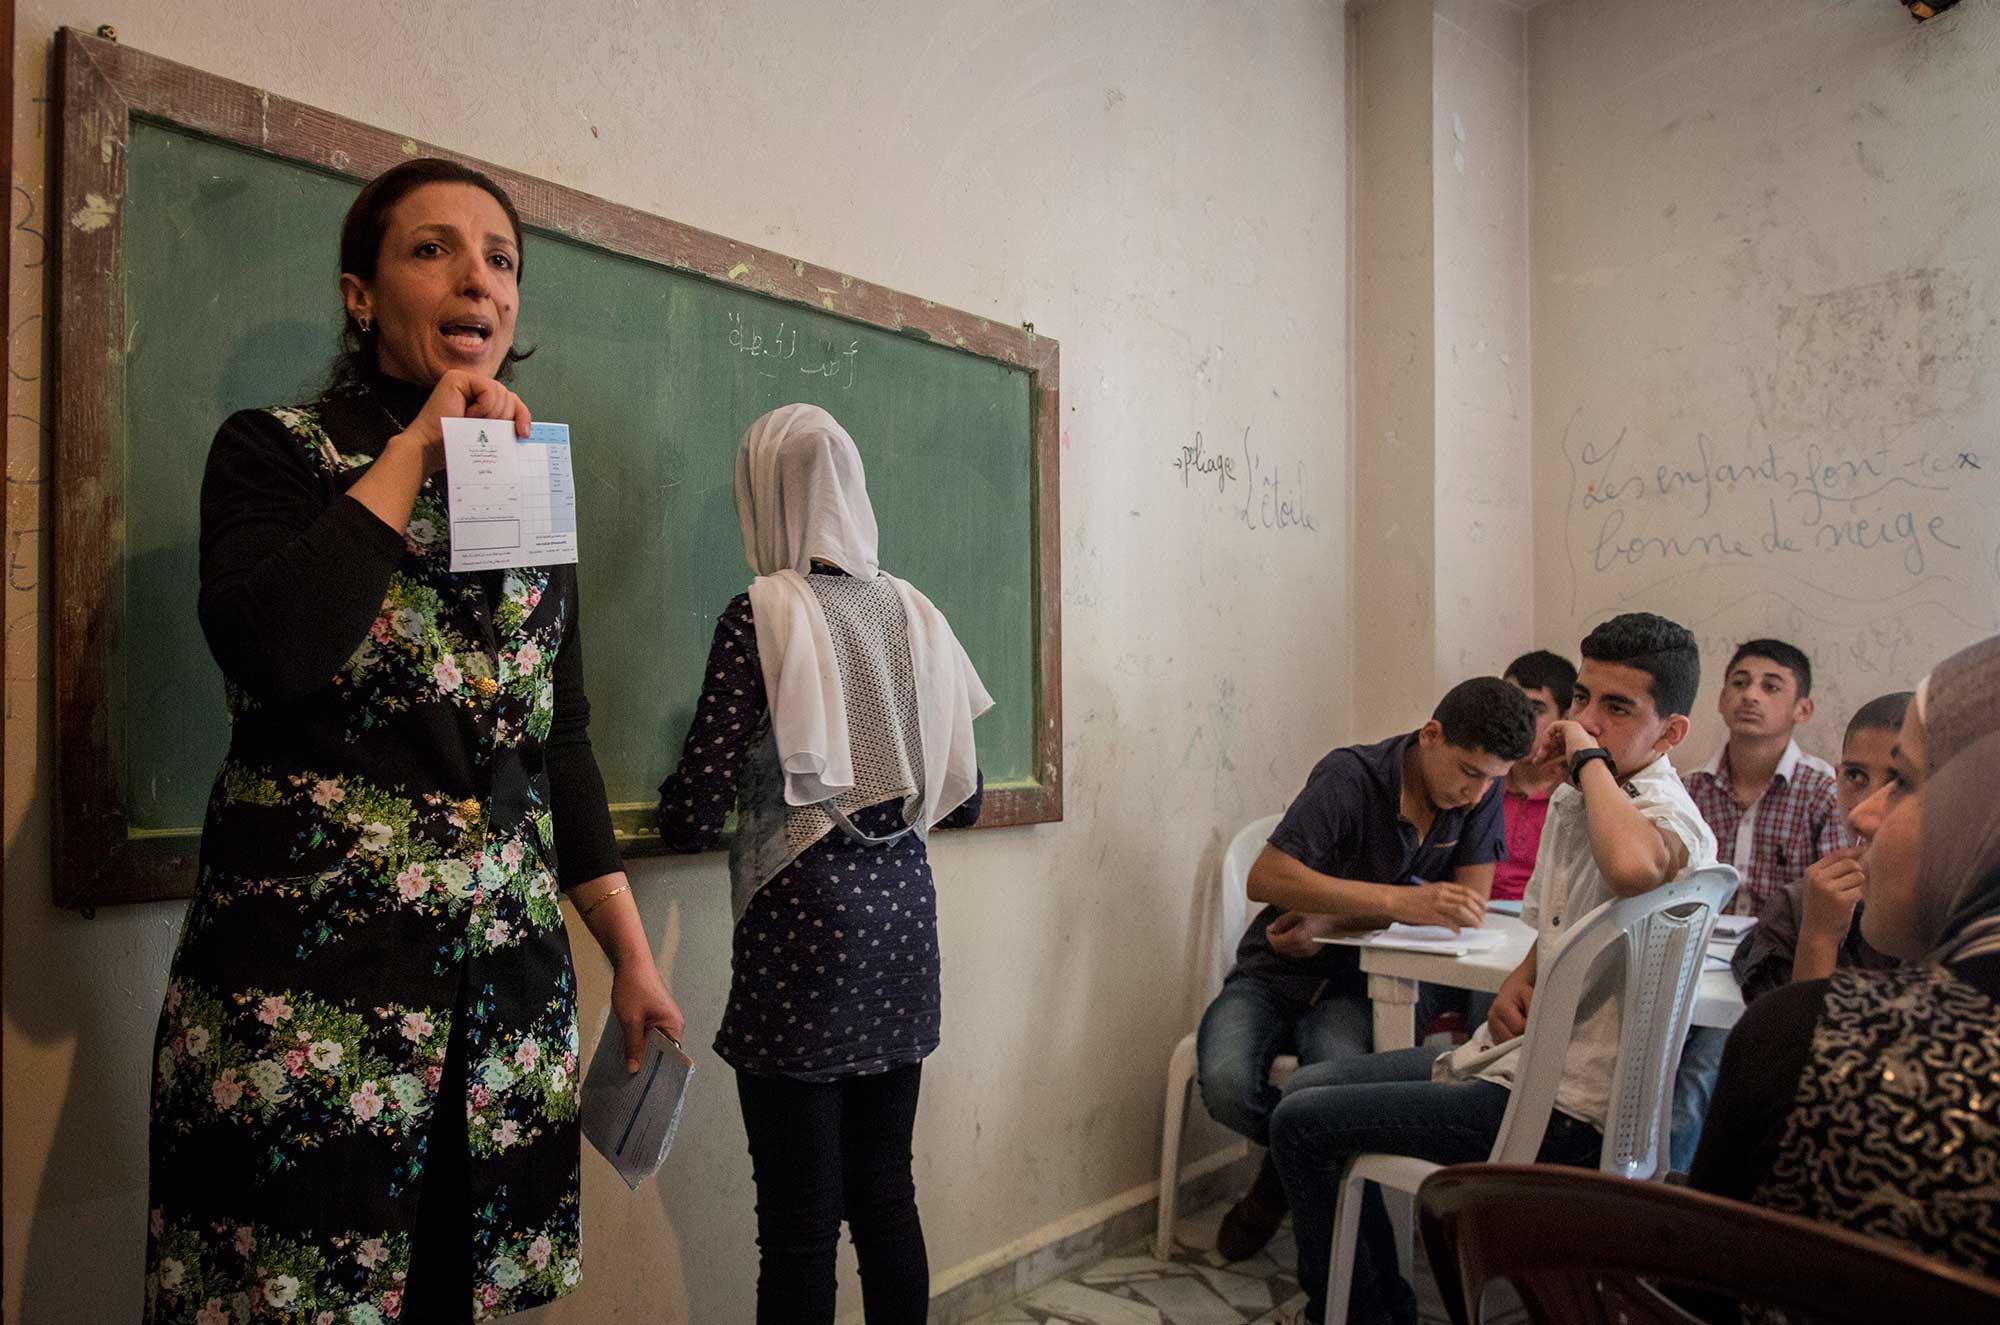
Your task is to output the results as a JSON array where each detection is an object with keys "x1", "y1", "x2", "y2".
[{"x1": 395, "y1": 369, "x2": 534, "y2": 473}]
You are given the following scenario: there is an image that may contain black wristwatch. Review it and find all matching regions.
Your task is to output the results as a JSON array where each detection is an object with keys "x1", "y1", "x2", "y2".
[{"x1": 1568, "y1": 746, "x2": 1616, "y2": 786}]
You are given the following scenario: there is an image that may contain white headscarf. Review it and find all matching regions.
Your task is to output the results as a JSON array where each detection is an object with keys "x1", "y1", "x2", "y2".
[{"x1": 734, "y1": 403, "x2": 993, "y2": 832}]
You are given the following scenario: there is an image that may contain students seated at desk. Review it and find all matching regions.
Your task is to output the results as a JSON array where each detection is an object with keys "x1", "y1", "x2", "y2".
[
  {"x1": 1730, "y1": 691, "x2": 1910, "y2": 1003},
  {"x1": 1196, "y1": 678, "x2": 1534, "y2": 1261},
  {"x1": 1672, "y1": 639, "x2": 1854, "y2": 1169},
  {"x1": 1267, "y1": 613, "x2": 1718, "y2": 1325},
  {"x1": 1691, "y1": 634, "x2": 2000, "y2": 1282}
]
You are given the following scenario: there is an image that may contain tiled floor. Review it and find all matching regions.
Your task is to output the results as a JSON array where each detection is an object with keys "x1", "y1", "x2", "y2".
[{"x1": 961, "y1": 1200, "x2": 1460, "y2": 1325}]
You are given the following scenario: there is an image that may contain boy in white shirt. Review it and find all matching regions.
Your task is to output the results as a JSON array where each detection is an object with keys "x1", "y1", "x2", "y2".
[{"x1": 1268, "y1": 613, "x2": 1719, "y2": 1325}]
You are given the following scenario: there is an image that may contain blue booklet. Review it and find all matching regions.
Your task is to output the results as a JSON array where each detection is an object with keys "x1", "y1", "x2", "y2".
[{"x1": 581, "y1": 1017, "x2": 695, "y2": 1189}]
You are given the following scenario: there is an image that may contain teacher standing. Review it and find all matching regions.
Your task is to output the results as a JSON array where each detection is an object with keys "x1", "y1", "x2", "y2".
[{"x1": 144, "y1": 159, "x2": 681, "y2": 1324}]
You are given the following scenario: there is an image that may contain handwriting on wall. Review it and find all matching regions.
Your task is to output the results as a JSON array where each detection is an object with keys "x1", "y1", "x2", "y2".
[
  {"x1": 725, "y1": 311, "x2": 859, "y2": 390},
  {"x1": 8, "y1": 123, "x2": 53, "y2": 729},
  {"x1": 1563, "y1": 264, "x2": 2000, "y2": 618},
  {"x1": 1570, "y1": 423, "x2": 1978, "y2": 585},
  {"x1": 1172, "y1": 427, "x2": 1319, "y2": 534},
  {"x1": 1557, "y1": 262, "x2": 2000, "y2": 767}
]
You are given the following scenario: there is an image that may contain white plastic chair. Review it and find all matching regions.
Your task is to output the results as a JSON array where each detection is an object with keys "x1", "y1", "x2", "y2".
[
  {"x1": 1154, "y1": 813, "x2": 1288, "y2": 1259},
  {"x1": 1324, "y1": 864, "x2": 1740, "y2": 1322}
]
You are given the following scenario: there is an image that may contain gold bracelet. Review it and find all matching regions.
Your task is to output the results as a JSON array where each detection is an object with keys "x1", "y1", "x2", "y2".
[{"x1": 578, "y1": 881, "x2": 632, "y2": 920}]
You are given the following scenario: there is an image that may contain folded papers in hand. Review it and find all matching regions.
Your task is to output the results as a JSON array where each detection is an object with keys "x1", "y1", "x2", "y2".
[{"x1": 581, "y1": 1017, "x2": 695, "y2": 1190}]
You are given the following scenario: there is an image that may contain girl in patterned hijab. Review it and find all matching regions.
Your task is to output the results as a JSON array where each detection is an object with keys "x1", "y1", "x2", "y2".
[
  {"x1": 1691, "y1": 633, "x2": 2000, "y2": 1281},
  {"x1": 1843, "y1": 633, "x2": 2000, "y2": 964}
]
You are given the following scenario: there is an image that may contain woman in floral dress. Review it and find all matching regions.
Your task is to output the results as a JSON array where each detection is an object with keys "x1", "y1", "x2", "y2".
[{"x1": 144, "y1": 159, "x2": 682, "y2": 1324}]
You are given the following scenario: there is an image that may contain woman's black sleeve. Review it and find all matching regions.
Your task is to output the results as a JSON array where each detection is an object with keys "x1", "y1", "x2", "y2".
[
  {"x1": 546, "y1": 570, "x2": 624, "y2": 890},
  {"x1": 197, "y1": 409, "x2": 409, "y2": 701}
]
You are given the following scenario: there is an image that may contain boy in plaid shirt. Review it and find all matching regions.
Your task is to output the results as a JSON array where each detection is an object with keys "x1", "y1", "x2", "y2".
[
  {"x1": 1683, "y1": 639, "x2": 1855, "y2": 915},
  {"x1": 1671, "y1": 638, "x2": 1855, "y2": 1168}
]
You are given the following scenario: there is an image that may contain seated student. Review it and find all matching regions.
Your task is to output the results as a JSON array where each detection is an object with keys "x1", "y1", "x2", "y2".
[
  {"x1": 1196, "y1": 677, "x2": 1533, "y2": 1261},
  {"x1": 1730, "y1": 691, "x2": 1910, "y2": 1003},
  {"x1": 1267, "y1": 613, "x2": 1717, "y2": 1325},
  {"x1": 1495, "y1": 651, "x2": 1577, "y2": 903},
  {"x1": 1672, "y1": 638, "x2": 1854, "y2": 1169},
  {"x1": 1414, "y1": 651, "x2": 1580, "y2": 1045},
  {"x1": 1691, "y1": 635, "x2": 2000, "y2": 1281},
  {"x1": 1684, "y1": 639, "x2": 1852, "y2": 916}
]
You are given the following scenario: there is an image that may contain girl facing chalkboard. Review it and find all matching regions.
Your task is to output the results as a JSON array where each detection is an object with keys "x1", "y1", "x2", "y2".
[
  {"x1": 143, "y1": 158, "x2": 682, "y2": 1325},
  {"x1": 657, "y1": 404, "x2": 990, "y2": 1324}
]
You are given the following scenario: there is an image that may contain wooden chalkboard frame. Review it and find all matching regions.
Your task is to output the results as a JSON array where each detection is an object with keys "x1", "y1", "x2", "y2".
[{"x1": 52, "y1": 27, "x2": 1062, "y2": 908}]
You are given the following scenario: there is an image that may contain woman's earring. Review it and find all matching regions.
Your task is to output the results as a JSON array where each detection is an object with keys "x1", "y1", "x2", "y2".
[{"x1": 357, "y1": 314, "x2": 372, "y2": 333}]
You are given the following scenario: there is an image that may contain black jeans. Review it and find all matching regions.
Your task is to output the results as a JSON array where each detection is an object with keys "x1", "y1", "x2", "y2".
[{"x1": 735, "y1": 1063, "x2": 929, "y2": 1325}]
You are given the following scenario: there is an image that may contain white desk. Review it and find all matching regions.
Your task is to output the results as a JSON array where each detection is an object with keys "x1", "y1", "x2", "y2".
[{"x1": 1329, "y1": 914, "x2": 1746, "y2": 1051}]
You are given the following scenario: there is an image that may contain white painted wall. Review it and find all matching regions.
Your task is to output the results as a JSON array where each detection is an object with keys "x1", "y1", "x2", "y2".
[
  {"x1": 1349, "y1": 0, "x2": 1438, "y2": 730},
  {"x1": 1349, "y1": 0, "x2": 1533, "y2": 731},
  {"x1": 1433, "y1": 0, "x2": 1531, "y2": 680},
  {"x1": 4, "y1": 3, "x2": 1352, "y2": 1321},
  {"x1": 1528, "y1": 0, "x2": 2000, "y2": 763}
]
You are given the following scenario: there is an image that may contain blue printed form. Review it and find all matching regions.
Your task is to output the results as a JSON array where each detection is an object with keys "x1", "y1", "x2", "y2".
[{"x1": 441, "y1": 418, "x2": 581, "y2": 571}]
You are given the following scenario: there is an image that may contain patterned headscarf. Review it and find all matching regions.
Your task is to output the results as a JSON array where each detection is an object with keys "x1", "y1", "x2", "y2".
[{"x1": 1915, "y1": 635, "x2": 2000, "y2": 964}]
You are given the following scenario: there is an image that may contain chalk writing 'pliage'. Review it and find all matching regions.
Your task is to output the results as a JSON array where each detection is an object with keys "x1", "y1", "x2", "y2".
[
  {"x1": 1171, "y1": 428, "x2": 1319, "y2": 534},
  {"x1": 1173, "y1": 430, "x2": 1237, "y2": 491}
]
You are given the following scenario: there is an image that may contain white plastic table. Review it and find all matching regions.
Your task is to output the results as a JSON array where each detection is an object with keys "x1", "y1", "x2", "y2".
[{"x1": 1326, "y1": 912, "x2": 1746, "y2": 1051}]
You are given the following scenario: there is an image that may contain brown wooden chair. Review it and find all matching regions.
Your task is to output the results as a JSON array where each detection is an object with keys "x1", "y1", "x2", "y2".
[{"x1": 1416, "y1": 1163, "x2": 2000, "y2": 1325}]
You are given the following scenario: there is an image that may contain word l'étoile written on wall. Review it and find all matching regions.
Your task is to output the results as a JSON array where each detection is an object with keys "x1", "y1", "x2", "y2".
[
  {"x1": 1172, "y1": 427, "x2": 1319, "y2": 534},
  {"x1": 726, "y1": 311, "x2": 861, "y2": 389}
]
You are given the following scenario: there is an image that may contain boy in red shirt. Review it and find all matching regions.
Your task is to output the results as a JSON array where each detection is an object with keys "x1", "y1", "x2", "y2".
[{"x1": 1494, "y1": 651, "x2": 1577, "y2": 903}]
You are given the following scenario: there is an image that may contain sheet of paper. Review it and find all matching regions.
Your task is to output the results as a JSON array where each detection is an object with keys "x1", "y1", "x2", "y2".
[
  {"x1": 1367, "y1": 923, "x2": 1509, "y2": 955},
  {"x1": 1318, "y1": 923, "x2": 1509, "y2": 956},
  {"x1": 1710, "y1": 914, "x2": 1759, "y2": 938},
  {"x1": 442, "y1": 417, "x2": 579, "y2": 572},
  {"x1": 580, "y1": 1018, "x2": 695, "y2": 1190}
]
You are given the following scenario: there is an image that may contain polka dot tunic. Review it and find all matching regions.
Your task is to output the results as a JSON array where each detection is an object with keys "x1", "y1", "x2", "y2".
[{"x1": 657, "y1": 590, "x2": 982, "y2": 1081}]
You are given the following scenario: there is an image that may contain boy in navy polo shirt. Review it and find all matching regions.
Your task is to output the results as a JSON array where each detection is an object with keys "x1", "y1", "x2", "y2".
[{"x1": 1196, "y1": 677, "x2": 1534, "y2": 1259}]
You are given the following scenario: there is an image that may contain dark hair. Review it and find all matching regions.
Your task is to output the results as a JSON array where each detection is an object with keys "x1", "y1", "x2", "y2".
[
  {"x1": 1726, "y1": 638, "x2": 1814, "y2": 697},
  {"x1": 1580, "y1": 612, "x2": 1701, "y2": 718},
  {"x1": 329, "y1": 158, "x2": 533, "y2": 388},
  {"x1": 1503, "y1": 650, "x2": 1578, "y2": 713},
  {"x1": 1433, "y1": 677, "x2": 1536, "y2": 762},
  {"x1": 1845, "y1": 691, "x2": 1914, "y2": 745}
]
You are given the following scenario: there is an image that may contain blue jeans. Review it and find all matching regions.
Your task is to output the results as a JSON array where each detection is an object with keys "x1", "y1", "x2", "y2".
[
  {"x1": 1197, "y1": 977, "x2": 1373, "y2": 1146},
  {"x1": 1270, "y1": 1047, "x2": 1603, "y2": 1324},
  {"x1": 1669, "y1": 1025, "x2": 1729, "y2": 1173}
]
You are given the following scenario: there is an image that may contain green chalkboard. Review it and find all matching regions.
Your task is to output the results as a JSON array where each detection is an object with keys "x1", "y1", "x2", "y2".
[{"x1": 55, "y1": 30, "x2": 1060, "y2": 906}]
